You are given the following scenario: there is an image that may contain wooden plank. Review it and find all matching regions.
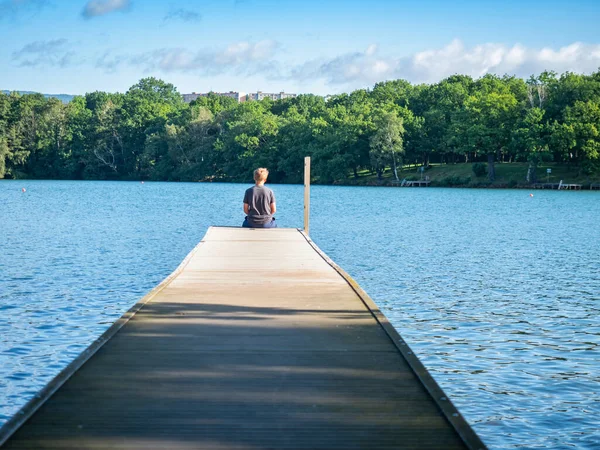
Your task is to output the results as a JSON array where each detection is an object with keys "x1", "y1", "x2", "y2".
[{"x1": 1, "y1": 227, "x2": 486, "y2": 450}]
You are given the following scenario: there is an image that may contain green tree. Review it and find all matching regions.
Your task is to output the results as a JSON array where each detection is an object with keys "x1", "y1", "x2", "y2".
[
  {"x1": 457, "y1": 80, "x2": 519, "y2": 181},
  {"x1": 0, "y1": 136, "x2": 8, "y2": 178},
  {"x1": 84, "y1": 92, "x2": 124, "y2": 178},
  {"x1": 416, "y1": 75, "x2": 474, "y2": 165},
  {"x1": 214, "y1": 100, "x2": 279, "y2": 181},
  {"x1": 561, "y1": 100, "x2": 600, "y2": 174},
  {"x1": 512, "y1": 107, "x2": 550, "y2": 183},
  {"x1": 1, "y1": 71, "x2": 599, "y2": 184},
  {"x1": 0, "y1": 94, "x2": 9, "y2": 178},
  {"x1": 369, "y1": 110, "x2": 405, "y2": 181},
  {"x1": 64, "y1": 96, "x2": 92, "y2": 179},
  {"x1": 120, "y1": 78, "x2": 185, "y2": 177},
  {"x1": 190, "y1": 93, "x2": 237, "y2": 115},
  {"x1": 274, "y1": 104, "x2": 315, "y2": 183}
]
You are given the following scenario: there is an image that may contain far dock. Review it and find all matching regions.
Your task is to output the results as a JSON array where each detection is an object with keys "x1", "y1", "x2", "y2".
[
  {"x1": 532, "y1": 182, "x2": 561, "y2": 189},
  {"x1": 532, "y1": 181, "x2": 583, "y2": 190},
  {"x1": 395, "y1": 179, "x2": 431, "y2": 187},
  {"x1": 0, "y1": 227, "x2": 485, "y2": 450},
  {"x1": 559, "y1": 183, "x2": 582, "y2": 190},
  {"x1": 405, "y1": 180, "x2": 431, "y2": 187}
]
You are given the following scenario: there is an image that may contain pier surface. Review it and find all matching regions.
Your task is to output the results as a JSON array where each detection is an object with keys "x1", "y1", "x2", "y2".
[{"x1": 1, "y1": 227, "x2": 484, "y2": 450}]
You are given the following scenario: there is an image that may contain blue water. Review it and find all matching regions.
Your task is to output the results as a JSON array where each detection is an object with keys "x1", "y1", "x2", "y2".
[{"x1": 1, "y1": 180, "x2": 599, "y2": 449}]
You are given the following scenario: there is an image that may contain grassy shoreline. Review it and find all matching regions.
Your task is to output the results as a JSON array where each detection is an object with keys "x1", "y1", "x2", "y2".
[
  {"x1": 3, "y1": 163, "x2": 600, "y2": 189},
  {"x1": 331, "y1": 163, "x2": 600, "y2": 188}
]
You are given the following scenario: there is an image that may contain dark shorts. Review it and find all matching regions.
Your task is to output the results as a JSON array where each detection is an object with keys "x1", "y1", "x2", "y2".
[{"x1": 242, "y1": 217, "x2": 277, "y2": 228}]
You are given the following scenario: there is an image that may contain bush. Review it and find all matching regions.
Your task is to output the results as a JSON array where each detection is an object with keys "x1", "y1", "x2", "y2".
[
  {"x1": 472, "y1": 162, "x2": 487, "y2": 177},
  {"x1": 581, "y1": 160, "x2": 600, "y2": 175},
  {"x1": 468, "y1": 180, "x2": 492, "y2": 188},
  {"x1": 439, "y1": 176, "x2": 470, "y2": 187}
]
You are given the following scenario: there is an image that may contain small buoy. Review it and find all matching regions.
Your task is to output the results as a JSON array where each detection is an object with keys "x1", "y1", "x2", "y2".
[
  {"x1": 529, "y1": 193, "x2": 534, "y2": 197},
  {"x1": 141, "y1": 181, "x2": 144, "y2": 184},
  {"x1": 21, "y1": 188, "x2": 26, "y2": 193}
]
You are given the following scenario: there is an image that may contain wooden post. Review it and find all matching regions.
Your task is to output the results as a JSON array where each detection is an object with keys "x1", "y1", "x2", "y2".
[{"x1": 304, "y1": 157, "x2": 311, "y2": 235}]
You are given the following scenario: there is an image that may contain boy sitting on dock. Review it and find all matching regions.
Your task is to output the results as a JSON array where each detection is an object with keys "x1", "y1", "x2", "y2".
[{"x1": 242, "y1": 168, "x2": 277, "y2": 228}]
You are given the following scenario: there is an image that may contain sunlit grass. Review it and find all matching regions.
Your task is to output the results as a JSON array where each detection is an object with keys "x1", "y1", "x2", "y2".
[{"x1": 347, "y1": 163, "x2": 600, "y2": 187}]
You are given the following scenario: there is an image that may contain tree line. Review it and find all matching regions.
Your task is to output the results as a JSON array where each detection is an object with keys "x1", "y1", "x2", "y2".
[{"x1": 1, "y1": 71, "x2": 599, "y2": 184}]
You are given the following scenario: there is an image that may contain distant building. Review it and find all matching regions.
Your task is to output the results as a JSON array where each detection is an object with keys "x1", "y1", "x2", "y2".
[
  {"x1": 243, "y1": 91, "x2": 297, "y2": 102},
  {"x1": 182, "y1": 90, "x2": 297, "y2": 103},
  {"x1": 182, "y1": 92, "x2": 201, "y2": 103},
  {"x1": 182, "y1": 91, "x2": 242, "y2": 103},
  {"x1": 207, "y1": 91, "x2": 242, "y2": 102}
]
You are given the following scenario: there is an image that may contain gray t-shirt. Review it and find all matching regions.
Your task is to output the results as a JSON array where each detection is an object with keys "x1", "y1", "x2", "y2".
[{"x1": 243, "y1": 185, "x2": 275, "y2": 225}]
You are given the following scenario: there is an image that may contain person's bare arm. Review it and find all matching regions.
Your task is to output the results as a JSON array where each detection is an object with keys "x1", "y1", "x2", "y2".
[
  {"x1": 270, "y1": 203, "x2": 276, "y2": 214},
  {"x1": 244, "y1": 203, "x2": 249, "y2": 214}
]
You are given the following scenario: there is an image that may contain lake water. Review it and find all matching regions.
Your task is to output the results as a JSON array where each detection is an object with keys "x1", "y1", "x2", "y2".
[{"x1": 0, "y1": 180, "x2": 598, "y2": 449}]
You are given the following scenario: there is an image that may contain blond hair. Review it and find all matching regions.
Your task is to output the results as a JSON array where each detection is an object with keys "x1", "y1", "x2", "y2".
[{"x1": 253, "y1": 167, "x2": 269, "y2": 183}]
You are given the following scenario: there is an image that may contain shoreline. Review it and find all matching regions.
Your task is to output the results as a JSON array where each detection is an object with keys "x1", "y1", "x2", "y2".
[
  {"x1": 3, "y1": 163, "x2": 599, "y2": 190},
  {"x1": 2, "y1": 177, "x2": 600, "y2": 191}
]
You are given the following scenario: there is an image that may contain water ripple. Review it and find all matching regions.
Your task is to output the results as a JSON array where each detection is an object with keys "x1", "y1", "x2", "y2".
[{"x1": 1, "y1": 181, "x2": 598, "y2": 449}]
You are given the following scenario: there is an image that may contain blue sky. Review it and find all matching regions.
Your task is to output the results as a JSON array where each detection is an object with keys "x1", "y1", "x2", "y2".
[{"x1": 1, "y1": 0, "x2": 599, "y2": 95}]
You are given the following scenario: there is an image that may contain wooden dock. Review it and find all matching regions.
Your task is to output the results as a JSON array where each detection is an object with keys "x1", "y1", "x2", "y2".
[
  {"x1": 532, "y1": 181, "x2": 586, "y2": 190},
  {"x1": 400, "y1": 180, "x2": 431, "y2": 187},
  {"x1": 559, "y1": 183, "x2": 582, "y2": 190},
  {"x1": 0, "y1": 227, "x2": 485, "y2": 450},
  {"x1": 532, "y1": 182, "x2": 561, "y2": 189}
]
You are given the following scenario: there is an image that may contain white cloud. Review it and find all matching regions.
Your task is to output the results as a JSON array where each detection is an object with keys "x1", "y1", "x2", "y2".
[
  {"x1": 164, "y1": 8, "x2": 201, "y2": 23},
  {"x1": 285, "y1": 39, "x2": 600, "y2": 88},
  {"x1": 12, "y1": 39, "x2": 77, "y2": 68},
  {"x1": 93, "y1": 39, "x2": 600, "y2": 92},
  {"x1": 96, "y1": 50, "x2": 127, "y2": 72},
  {"x1": 98, "y1": 40, "x2": 280, "y2": 76},
  {"x1": 365, "y1": 44, "x2": 378, "y2": 57},
  {"x1": 82, "y1": 0, "x2": 130, "y2": 18}
]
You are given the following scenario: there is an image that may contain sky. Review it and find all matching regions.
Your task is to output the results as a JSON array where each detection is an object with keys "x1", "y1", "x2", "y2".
[{"x1": 1, "y1": 0, "x2": 599, "y2": 96}]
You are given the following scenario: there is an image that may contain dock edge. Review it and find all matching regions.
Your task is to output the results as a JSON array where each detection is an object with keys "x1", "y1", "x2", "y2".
[
  {"x1": 0, "y1": 237, "x2": 208, "y2": 447},
  {"x1": 298, "y1": 229, "x2": 488, "y2": 450}
]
